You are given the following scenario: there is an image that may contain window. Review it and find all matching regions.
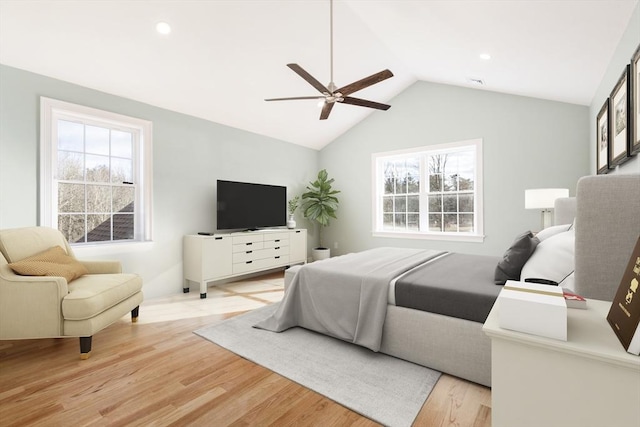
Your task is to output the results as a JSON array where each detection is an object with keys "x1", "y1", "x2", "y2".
[
  {"x1": 40, "y1": 97, "x2": 152, "y2": 245},
  {"x1": 372, "y1": 139, "x2": 483, "y2": 242}
]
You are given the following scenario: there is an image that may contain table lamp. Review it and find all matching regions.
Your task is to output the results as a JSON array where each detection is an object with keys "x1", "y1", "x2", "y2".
[{"x1": 525, "y1": 188, "x2": 569, "y2": 230}]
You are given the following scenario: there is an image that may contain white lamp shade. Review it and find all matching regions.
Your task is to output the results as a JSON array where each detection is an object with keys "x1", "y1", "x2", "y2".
[{"x1": 525, "y1": 188, "x2": 569, "y2": 209}]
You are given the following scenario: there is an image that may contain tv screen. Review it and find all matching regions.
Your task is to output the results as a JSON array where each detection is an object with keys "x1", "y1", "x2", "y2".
[{"x1": 216, "y1": 180, "x2": 287, "y2": 230}]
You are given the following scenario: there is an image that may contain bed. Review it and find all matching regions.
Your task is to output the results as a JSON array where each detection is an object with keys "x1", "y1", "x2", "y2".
[{"x1": 256, "y1": 174, "x2": 640, "y2": 387}]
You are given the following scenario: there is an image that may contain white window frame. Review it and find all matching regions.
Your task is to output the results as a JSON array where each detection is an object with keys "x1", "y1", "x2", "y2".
[
  {"x1": 40, "y1": 97, "x2": 153, "y2": 245},
  {"x1": 371, "y1": 138, "x2": 484, "y2": 242}
]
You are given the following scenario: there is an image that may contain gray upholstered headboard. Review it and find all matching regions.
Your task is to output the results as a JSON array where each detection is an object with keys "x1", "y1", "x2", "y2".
[
  {"x1": 573, "y1": 174, "x2": 640, "y2": 301},
  {"x1": 554, "y1": 197, "x2": 577, "y2": 226}
]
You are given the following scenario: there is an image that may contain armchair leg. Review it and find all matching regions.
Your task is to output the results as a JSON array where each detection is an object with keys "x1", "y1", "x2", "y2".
[
  {"x1": 79, "y1": 336, "x2": 92, "y2": 360},
  {"x1": 131, "y1": 306, "x2": 139, "y2": 323}
]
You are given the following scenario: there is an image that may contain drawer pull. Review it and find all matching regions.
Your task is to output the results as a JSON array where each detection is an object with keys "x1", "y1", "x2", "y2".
[
  {"x1": 295, "y1": 230, "x2": 301, "y2": 233},
  {"x1": 275, "y1": 239, "x2": 280, "y2": 242},
  {"x1": 246, "y1": 260, "x2": 253, "y2": 264},
  {"x1": 246, "y1": 242, "x2": 252, "y2": 246},
  {"x1": 215, "y1": 237, "x2": 223, "y2": 240},
  {"x1": 246, "y1": 250, "x2": 252, "y2": 254},
  {"x1": 275, "y1": 256, "x2": 280, "y2": 259},
  {"x1": 275, "y1": 246, "x2": 280, "y2": 250}
]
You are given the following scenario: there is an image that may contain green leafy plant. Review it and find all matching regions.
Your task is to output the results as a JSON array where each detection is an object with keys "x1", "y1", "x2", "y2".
[
  {"x1": 301, "y1": 169, "x2": 340, "y2": 227},
  {"x1": 287, "y1": 196, "x2": 299, "y2": 215}
]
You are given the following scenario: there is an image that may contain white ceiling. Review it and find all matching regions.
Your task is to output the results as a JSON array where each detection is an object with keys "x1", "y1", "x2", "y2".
[{"x1": 0, "y1": 0, "x2": 637, "y2": 150}]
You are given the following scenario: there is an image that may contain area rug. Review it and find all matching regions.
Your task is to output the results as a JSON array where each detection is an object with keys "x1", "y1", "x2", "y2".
[{"x1": 194, "y1": 304, "x2": 441, "y2": 427}]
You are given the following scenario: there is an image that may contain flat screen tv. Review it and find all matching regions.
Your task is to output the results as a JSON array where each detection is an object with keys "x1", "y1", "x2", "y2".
[{"x1": 216, "y1": 180, "x2": 287, "y2": 230}]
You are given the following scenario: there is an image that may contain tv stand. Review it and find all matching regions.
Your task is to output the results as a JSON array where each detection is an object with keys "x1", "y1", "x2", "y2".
[{"x1": 183, "y1": 229, "x2": 307, "y2": 298}]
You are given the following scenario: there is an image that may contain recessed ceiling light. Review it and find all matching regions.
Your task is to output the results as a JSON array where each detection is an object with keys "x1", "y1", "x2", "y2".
[
  {"x1": 156, "y1": 22, "x2": 171, "y2": 35},
  {"x1": 479, "y1": 53, "x2": 491, "y2": 60}
]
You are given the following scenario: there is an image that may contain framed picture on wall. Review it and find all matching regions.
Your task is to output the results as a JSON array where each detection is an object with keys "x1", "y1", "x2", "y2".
[
  {"x1": 609, "y1": 65, "x2": 631, "y2": 167},
  {"x1": 630, "y1": 44, "x2": 640, "y2": 155},
  {"x1": 596, "y1": 98, "x2": 610, "y2": 174}
]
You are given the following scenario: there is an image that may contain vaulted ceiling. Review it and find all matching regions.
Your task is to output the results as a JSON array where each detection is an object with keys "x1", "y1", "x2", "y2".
[{"x1": 1, "y1": 0, "x2": 637, "y2": 150}]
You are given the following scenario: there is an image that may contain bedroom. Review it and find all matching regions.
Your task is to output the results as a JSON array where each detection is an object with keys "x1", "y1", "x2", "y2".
[{"x1": 1, "y1": 1, "x2": 640, "y2": 426}]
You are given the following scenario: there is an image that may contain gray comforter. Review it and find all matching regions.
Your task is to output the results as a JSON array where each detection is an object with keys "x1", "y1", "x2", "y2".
[{"x1": 253, "y1": 247, "x2": 444, "y2": 351}]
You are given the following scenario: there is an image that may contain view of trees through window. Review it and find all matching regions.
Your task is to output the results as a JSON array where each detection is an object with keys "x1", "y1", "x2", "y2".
[
  {"x1": 57, "y1": 120, "x2": 136, "y2": 243},
  {"x1": 382, "y1": 157, "x2": 420, "y2": 230},
  {"x1": 427, "y1": 151, "x2": 475, "y2": 233},
  {"x1": 376, "y1": 141, "x2": 479, "y2": 236}
]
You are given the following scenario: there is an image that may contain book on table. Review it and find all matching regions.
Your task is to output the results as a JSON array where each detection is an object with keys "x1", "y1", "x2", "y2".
[
  {"x1": 563, "y1": 289, "x2": 587, "y2": 309},
  {"x1": 607, "y1": 235, "x2": 640, "y2": 356}
]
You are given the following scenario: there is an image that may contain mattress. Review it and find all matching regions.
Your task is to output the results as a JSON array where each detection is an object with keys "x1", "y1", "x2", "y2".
[{"x1": 394, "y1": 252, "x2": 502, "y2": 323}]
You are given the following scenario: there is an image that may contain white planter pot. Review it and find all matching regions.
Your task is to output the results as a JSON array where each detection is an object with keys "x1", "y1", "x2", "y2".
[
  {"x1": 286, "y1": 215, "x2": 296, "y2": 229},
  {"x1": 312, "y1": 247, "x2": 330, "y2": 261}
]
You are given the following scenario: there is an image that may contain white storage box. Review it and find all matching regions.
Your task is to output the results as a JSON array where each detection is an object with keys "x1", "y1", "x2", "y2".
[{"x1": 498, "y1": 280, "x2": 567, "y2": 341}]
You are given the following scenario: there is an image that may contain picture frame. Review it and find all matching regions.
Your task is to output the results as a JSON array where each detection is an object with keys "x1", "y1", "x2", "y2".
[
  {"x1": 596, "y1": 98, "x2": 610, "y2": 174},
  {"x1": 609, "y1": 65, "x2": 631, "y2": 167},
  {"x1": 630, "y1": 44, "x2": 640, "y2": 155}
]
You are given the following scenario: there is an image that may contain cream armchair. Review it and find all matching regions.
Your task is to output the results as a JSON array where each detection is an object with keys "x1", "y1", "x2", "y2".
[{"x1": 0, "y1": 227, "x2": 143, "y2": 359}]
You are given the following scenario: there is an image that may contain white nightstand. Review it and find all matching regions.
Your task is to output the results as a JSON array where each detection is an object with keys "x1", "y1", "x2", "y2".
[{"x1": 483, "y1": 299, "x2": 640, "y2": 427}]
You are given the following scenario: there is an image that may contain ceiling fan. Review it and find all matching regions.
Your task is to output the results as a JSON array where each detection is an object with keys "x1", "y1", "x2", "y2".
[{"x1": 265, "y1": 0, "x2": 393, "y2": 120}]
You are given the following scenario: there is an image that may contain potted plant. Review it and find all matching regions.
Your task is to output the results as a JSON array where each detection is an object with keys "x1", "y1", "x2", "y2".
[
  {"x1": 287, "y1": 196, "x2": 299, "y2": 229},
  {"x1": 301, "y1": 169, "x2": 340, "y2": 261}
]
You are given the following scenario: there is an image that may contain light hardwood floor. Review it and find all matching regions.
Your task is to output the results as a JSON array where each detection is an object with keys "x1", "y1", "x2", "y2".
[{"x1": 0, "y1": 271, "x2": 491, "y2": 426}]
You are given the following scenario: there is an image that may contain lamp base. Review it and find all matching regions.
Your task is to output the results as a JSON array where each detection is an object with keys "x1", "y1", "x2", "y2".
[{"x1": 540, "y1": 209, "x2": 553, "y2": 230}]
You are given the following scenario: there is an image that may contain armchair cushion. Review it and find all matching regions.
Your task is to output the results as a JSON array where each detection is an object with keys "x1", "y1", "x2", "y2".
[
  {"x1": 8, "y1": 246, "x2": 89, "y2": 283},
  {"x1": 62, "y1": 273, "x2": 143, "y2": 320}
]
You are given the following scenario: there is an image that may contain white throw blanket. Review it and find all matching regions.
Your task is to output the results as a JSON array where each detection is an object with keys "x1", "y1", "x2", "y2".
[{"x1": 254, "y1": 247, "x2": 444, "y2": 351}]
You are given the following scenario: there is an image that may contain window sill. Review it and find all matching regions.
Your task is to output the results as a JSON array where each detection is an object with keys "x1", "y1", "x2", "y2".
[
  {"x1": 72, "y1": 240, "x2": 154, "y2": 257},
  {"x1": 372, "y1": 231, "x2": 485, "y2": 243}
]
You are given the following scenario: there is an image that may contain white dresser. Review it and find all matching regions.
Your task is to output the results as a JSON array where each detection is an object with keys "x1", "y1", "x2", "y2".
[
  {"x1": 483, "y1": 299, "x2": 640, "y2": 427},
  {"x1": 183, "y1": 229, "x2": 306, "y2": 298}
]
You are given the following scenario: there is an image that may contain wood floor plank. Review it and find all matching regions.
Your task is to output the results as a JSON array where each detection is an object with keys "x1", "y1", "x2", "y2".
[{"x1": 0, "y1": 272, "x2": 491, "y2": 426}]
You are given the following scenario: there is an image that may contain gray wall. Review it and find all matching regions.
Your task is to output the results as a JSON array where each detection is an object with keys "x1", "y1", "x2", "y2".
[
  {"x1": 319, "y1": 81, "x2": 590, "y2": 257},
  {"x1": 0, "y1": 65, "x2": 318, "y2": 299},
  {"x1": 589, "y1": 2, "x2": 640, "y2": 175}
]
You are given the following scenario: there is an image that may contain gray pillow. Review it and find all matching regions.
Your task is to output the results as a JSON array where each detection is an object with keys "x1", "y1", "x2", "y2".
[{"x1": 494, "y1": 231, "x2": 540, "y2": 285}]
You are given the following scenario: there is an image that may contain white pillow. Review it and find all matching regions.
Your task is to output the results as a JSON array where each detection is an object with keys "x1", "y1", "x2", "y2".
[
  {"x1": 535, "y1": 223, "x2": 572, "y2": 242},
  {"x1": 561, "y1": 272, "x2": 575, "y2": 292},
  {"x1": 521, "y1": 229, "x2": 574, "y2": 285}
]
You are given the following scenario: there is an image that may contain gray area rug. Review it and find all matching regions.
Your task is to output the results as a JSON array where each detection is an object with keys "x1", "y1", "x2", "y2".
[{"x1": 194, "y1": 304, "x2": 441, "y2": 427}]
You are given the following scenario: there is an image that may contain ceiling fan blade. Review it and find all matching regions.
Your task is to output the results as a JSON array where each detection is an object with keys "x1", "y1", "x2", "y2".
[
  {"x1": 341, "y1": 96, "x2": 391, "y2": 111},
  {"x1": 320, "y1": 102, "x2": 334, "y2": 120},
  {"x1": 287, "y1": 63, "x2": 331, "y2": 94},
  {"x1": 265, "y1": 96, "x2": 326, "y2": 101},
  {"x1": 336, "y1": 69, "x2": 394, "y2": 96}
]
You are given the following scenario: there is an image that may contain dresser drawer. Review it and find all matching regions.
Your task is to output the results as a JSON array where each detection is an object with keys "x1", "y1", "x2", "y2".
[
  {"x1": 233, "y1": 246, "x2": 289, "y2": 263},
  {"x1": 263, "y1": 238, "x2": 289, "y2": 250},
  {"x1": 232, "y1": 254, "x2": 289, "y2": 275},
  {"x1": 233, "y1": 241, "x2": 264, "y2": 253}
]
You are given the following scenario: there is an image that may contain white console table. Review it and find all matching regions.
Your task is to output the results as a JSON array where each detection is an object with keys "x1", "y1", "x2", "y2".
[
  {"x1": 183, "y1": 229, "x2": 306, "y2": 298},
  {"x1": 483, "y1": 299, "x2": 640, "y2": 427}
]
